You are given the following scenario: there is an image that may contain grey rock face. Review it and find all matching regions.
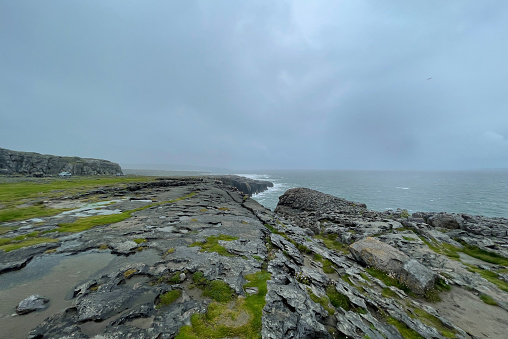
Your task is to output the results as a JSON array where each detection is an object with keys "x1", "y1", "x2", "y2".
[
  {"x1": 212, "y1": 175, "x2": 274, "y2": 196},
  {"x1": 0, "y1": 147, "x2": 122, "y2": 176},
  {"x1": 3, "y1": 177, "x2": 508, "y2": 339},
  {"x1": 16, "y1": 295, "x2": 49, "y2": 314},
  {"x1": 349, "y1": 237, "x2": 437, "y2": 294}
]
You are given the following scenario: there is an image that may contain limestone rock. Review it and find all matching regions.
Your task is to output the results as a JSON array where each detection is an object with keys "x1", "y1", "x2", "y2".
[
  {"x1": 349, "y1": 237, "x2": 437, "y2": 294},
  {"x1": 16, "y1": 295, "x2": 49, "y2": 314},
  {"x1": 0, "y1": 147, "x2": 122, "y2": 176}
]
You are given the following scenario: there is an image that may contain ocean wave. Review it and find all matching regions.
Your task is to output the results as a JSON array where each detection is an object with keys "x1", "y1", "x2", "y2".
[{"x1": 395, "y1": 187, "x2": 410, "y2": 190}]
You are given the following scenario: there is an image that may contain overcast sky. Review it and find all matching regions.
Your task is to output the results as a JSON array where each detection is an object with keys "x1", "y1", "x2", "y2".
[{"x1": 1, "y1": 1, "x2": 508, "y2": 171}]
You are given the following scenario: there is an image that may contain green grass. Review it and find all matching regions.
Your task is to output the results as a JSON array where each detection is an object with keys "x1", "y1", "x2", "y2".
[
  {"x1": 341, "y1": 274, "x2": 354, "y2": 286},
  {"x1": 386, "y1": 317, "x2": 424, "y2": 339},
  {"x1": 192, "y1": 272, "x2": 235, "y2": 302},
  {"x1": 55, "y1": 193, "x2": 196, "y2": 233},
  {"x1": 0, "y1": 205, "x2": 71, "y2": 222},
  {"x1": 326, "y1": 284, "x2": 351, "y2": 311},
  {"x1": 133, "y1": 238, "x2": 147, "y2": 244},
  {"x1": 308, "y1": 288, "x2": 335, "y2": 315},
  {"x1": 177, "y1": 271, "x2": 270, "y2": 339},
  {"x1": 156, "y1": 289, "x2": 182, "y2": 309},
  {"x1": 1, "y1": 192, "x2": 195, "y2": 250},
  {"x1": 314, "y1": 234, "x2": 349, "y2": 254},
  {"x1": 466, "y1": 265, "x2": 508, "y2": 292},
  {"x1": 460, "y1": 243, "x2": 508, "y2": 266},
  {"x1": 264, "y1": 223, "x2": 284, "y2": 235},
  {"x1": 411, "y1": 308, "x2": 457, "y2": 338},
  {"x1": 420, "y1": 237, "x2": 508, "y2": 267},
  {"x1": 0, "y1": 176, "x2": 154, "y2": 222},
  {"x1": 365, "y1": 267, "x2": 411, "y2": 294},
  {"x1": 382, "y1": 287, "x2": 398, "y2": 298},
  {"x1": 0, "y1": 237, "x2": 58, "y2": 252},
  {"x1": 419, "y1": 237, "x2": 460, "y2": 260},
  {"x1": 0, "y1": 176, "x2": 151, "y2": 204},
  {"x1": 479, "y1": 293, "x2": 498, "y2": 306},
  {"x1": 189, "y1": 234, "x2": 239, "y2": 256}
]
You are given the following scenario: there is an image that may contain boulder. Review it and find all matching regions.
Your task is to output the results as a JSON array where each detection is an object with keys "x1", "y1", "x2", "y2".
[
  {"x1": 16, "y1": 295, "x2": 49, "y2": 314},
  {"x1": 349, "y1": 237, "x2": 437, "y2": 294}
]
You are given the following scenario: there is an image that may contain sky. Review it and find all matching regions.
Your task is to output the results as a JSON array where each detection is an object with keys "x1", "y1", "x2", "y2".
[{"x1": 1, "y1": 0, "x2": 508, "y2": 171}]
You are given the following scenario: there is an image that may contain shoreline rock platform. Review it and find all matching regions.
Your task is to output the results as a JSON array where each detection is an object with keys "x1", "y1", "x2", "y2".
[{"x1": 0, "y1": 179, "x2": 507, "y2": 338}]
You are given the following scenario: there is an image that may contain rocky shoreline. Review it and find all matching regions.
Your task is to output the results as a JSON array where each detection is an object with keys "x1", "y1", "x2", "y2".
[{"x1": 1, "y1": 178, "x2": 507, "y2": 338}]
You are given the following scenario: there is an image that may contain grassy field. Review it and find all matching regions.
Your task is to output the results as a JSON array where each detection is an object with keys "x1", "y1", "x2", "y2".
[{"x1": 0, "y1": 176, "x2": 153, "y2": 222}]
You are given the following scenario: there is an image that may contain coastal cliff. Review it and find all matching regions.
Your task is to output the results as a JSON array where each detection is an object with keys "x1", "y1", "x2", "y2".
[
  {"x1": 0, "y1": 148, "x2": 123, "y2": 176},
  {"x1": 1, "y1": 180, "x2": 507, "y2": 338}
]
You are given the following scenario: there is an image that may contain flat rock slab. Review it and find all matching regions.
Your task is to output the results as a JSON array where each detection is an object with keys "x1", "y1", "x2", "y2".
[
  {"x1": 16, "y1": 295, "x2": 49, "y2": 315},
  {"x1": 349, "y1": 237, "x2": 437, "y2": 294}
]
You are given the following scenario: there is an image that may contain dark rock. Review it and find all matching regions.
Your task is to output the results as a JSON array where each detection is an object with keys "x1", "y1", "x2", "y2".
[
  {"x1": 16, "y1": 295, "x2": 49, "y2": 314},
  {"x1": 0, "y1": 147, "x2": 122, "y2": 176}
]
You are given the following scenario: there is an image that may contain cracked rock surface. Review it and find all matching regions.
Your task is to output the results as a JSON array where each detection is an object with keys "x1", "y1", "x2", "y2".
[{"x1": 1, "y1": 180, "x2": 507, "y2": 338}]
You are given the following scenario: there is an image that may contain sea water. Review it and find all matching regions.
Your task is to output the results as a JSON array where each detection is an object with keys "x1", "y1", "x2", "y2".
[{"x1": 237, "y1": 170, "x2": 508, "y2": 218}]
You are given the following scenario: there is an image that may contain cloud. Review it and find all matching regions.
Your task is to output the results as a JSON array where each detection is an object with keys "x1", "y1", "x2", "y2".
[{"x1": 1, "y1": 0, "x2": 507, "y2": 170}]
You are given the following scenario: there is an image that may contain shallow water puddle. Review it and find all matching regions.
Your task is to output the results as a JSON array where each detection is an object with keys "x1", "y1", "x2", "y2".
[{"x1": 0, "y1": 251, "x2": 115, "y2": 339}]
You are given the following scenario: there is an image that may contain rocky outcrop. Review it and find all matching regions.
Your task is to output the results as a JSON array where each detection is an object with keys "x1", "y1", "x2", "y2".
[
  {"x1": 275, "y1": 187, "x2": 367, "y2": 234},
  {"x1": 1, "y1": 181, "x2": 508, "y2": 338},
  {"x1": 212, "y1": 175, "x2": 274, "y2": 196},
  {"x1": 16, "y1": 295, "x2": 49, "y2": 315},
  {"x1": 0, "y1": 147, "x2": 123, "y2": 176},
  {"x1": 349, "y1": 237, "x2": 437, "y2": 294}
]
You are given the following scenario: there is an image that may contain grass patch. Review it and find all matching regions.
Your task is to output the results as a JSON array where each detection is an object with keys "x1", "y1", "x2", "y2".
[
  {"x1": 133, "y1": 238, "x2": 147, "y2": 244},
  {"x1": 189, "y1": 234, "x2": 238, "y2": 257},
  {"x1": 314, "y1": 234, "x2": 349, "y2": 254},
  {"x1": 365, "y1": 267, "x2": 411, "y2": 294},
  {"x1": 0, "y1": 237, "x2": 58, "y2": 252},
  {"x1": 124, "y1": 269, "x2": 137, "y2": 278},
  {"x1": 176, "y1": 271, "x2": 270, "y2": 339},
  {"x1": 164, "y1": 248, "x2": 176, "y2": 256},
  {"x1": 466, "y1": 265, "x2": 508, "y2": 292},
  {"x1": 382, "y1": 287, "x2": 398, "y2": 298},
  {"x1": 411, "y1": 308, "x2": 457, "y2": 338},
  {"x1": 341, "y1": 274, "x2": 354, "y2": 286},
  {"x1": 297, "y1": 244, "x2": 312, "y2": 254},
  {"x1": 308, "y1": 288, "x2": 335, "y2": 315},
  {"x1": 156, "y1": 289, "x2": 182, "y2": 309},
  {"x1": 0, "y1": 176, "x2": 154, "y2": 222},
  {"x1": 0, "y1": 226, "x2": 17, "y2": 236},
  {"x1": 192, "y1": 272, "x2": 235, "y2": 302},
  {"x1": 326, "y1": 284, "x2": 351, "y2": 311},
  {"x1": 419, "y1": 237, "x2": 460, "y2": 260},
  {"x1": 0, "y1": 205, "x2": 71, "y2": 223},
  {"x1": 479, "y1": 293, "x2": 498, "y2": 306},
  {"x1": 55, "y1": 193, "x2": 195, "y2": 233},
  {"x1": 264, "y1": 223, "x2": 284, "y2": 235},
  {"x1": 460, "y1": 243, "x2": 508, "y2": 266},
  {"x1": 420, "y1": 237, "x2": 508, "y2": 267},
  {"x1": 386, "y1": 317, "x2": 424, "y2": 339}
]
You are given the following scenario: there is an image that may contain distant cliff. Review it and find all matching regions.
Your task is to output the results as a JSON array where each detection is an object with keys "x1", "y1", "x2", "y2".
[{"x1": 0, "y1": 148, "x2": 123, "y2": 176}]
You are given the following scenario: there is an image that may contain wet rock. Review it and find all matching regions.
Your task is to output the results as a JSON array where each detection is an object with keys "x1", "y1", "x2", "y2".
[
  {"x1": 349, "y1": 237, "x2": 437, "y2": 294},
  {"x1": 16, "y1": 294, "x2": 49, "y2": 314}
]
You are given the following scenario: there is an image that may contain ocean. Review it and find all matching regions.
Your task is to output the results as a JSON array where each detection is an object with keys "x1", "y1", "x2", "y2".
[{"x1": 236, "y1": 170, "x2": 508, "y2": 218}]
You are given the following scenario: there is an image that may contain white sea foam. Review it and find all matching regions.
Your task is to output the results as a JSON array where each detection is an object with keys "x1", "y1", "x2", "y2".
[{"x1": 396, "y1": 187, "x2": 410, "y2": 190}]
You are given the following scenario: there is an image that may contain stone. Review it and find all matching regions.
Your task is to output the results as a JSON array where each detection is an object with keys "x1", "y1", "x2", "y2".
[
  {"x1": 0, "y1": 147, "x2": 123, "y2": 176},
  {"x1": 16, "y1": 295, "x2": 49, "y2": 314},
  {"x1": 349, "y1": 237, "x2": 437, "y2": 294}
]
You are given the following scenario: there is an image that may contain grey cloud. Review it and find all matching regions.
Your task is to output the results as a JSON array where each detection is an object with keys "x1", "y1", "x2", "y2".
[{"x1": 1, "y1": 0, "x2": 507, "y2": 170}]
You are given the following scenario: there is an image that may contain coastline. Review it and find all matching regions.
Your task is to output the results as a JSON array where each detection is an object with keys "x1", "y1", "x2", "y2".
[{"x1": 1, "y1": 175, "x2": 507, "y2": 338}]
